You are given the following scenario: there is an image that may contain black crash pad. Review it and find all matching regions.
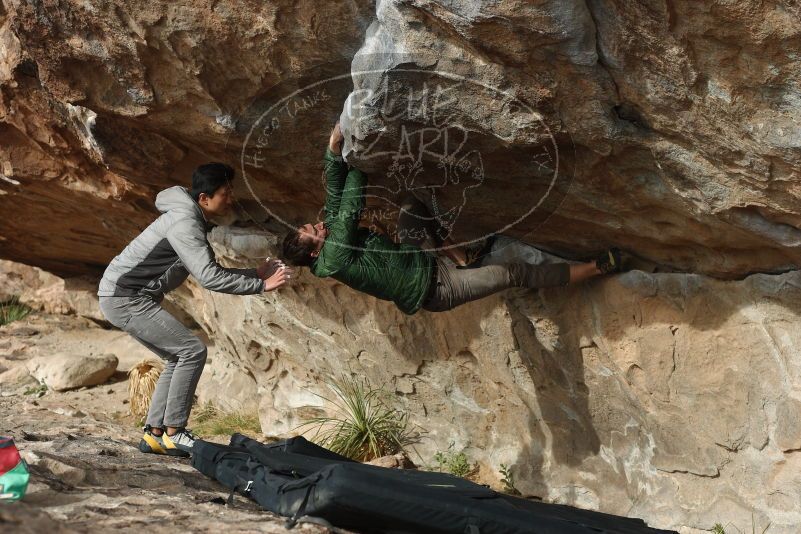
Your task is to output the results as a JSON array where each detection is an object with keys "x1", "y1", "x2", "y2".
[{"x1": 192, "y1": 434, "x2": 676, "y2": 534}]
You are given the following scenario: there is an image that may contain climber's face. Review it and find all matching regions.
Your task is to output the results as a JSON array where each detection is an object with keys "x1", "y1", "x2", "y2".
[{"x1": 298, "y1": 221, "x2": 328, "y2": 254}]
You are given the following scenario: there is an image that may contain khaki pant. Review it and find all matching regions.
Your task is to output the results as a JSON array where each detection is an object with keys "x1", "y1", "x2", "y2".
[
  {"x1": 422, "y1": 258, "x2": 569, "y2": 312},
  {"x1": 396, "y1": 195, "x2": 570, "y2": 313}
]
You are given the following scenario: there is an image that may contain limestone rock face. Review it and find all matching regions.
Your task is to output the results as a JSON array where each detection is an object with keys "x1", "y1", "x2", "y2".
[
  {"x1": 339, "y1": 0, "x2": 801, "y2": 277},
  {"x1": 0, "y1": 0, "x2": 373, "y2": 275},
  {"x1": 175, "y1": 226, "x2": 801, "y2": 533},
  {"x1": 3, "y1": 226, "x2": 801, "y2": 532},
  {"x1": 0, "y1": 260, "x2": 105, "y2": 322},
  {"x1": 0, "y1": 0, "x2": 799, "y2": 277},
  {"x1": 1, "y1": 1, "x2": 801, "y2": 533}
]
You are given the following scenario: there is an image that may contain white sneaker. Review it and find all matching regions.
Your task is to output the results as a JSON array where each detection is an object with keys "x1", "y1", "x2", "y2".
[{"x1": 162, "y1": 428, "x2": 196, "y2": 454}]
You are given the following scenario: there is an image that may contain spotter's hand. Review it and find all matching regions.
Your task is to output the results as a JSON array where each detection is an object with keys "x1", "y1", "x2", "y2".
[
  {"x1": 257, "y1": 258, "x2": 285, "y2": 280},
  {"x1": 263, "y1": 265, "x2": 293, "y2": 292}
]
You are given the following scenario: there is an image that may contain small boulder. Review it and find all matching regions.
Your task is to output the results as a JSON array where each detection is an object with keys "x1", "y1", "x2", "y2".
[
  {"x1": 0, "y1": 365, "x2": 37, "y2": 387},
  {"x1": 366, "y1": 452, "x2": 416, "y2": 469},
  {"x1": 26, "y1": 353, "x2": 118, "y2": 391}
]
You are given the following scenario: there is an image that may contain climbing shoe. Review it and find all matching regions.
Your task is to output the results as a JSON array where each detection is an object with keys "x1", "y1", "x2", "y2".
[
  {"x1": 595, "y1": 247, "x2": 623, "y2": 274},
  {"x1": 138, "y1": 425, "x2": 190, "y2": 458},
  {"x1": 161, "y1": 428, "x2": 196, "y2": 455}
]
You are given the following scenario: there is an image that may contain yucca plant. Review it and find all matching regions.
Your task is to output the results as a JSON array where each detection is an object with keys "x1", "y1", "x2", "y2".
[
  {"x1": 298, "y1": 375, "x2": 420, "y2": 462},
  {"x1": 0, "y1": 297, "x2": 31, "y2": 326}
]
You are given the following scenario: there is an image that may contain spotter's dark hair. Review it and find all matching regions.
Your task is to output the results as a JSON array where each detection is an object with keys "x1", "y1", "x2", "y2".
[{"x1": 190, "y1": 163, "x2": 234, "y2": 202}]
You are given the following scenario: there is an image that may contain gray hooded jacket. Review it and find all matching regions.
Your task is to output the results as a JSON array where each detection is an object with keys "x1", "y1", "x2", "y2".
[{"x1": 98, "y1": 186, "x2": 263, "y2": 300}]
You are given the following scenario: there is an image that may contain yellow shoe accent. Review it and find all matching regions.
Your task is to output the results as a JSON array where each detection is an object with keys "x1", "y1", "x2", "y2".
[
  {"x1": 141, "y1": 433, "x2": 166, "y2": 454},
  {"x1": 161, "y1": 433, "x2": 179, "y2": 451},
  {"x1": 160, "y1": 432, "x2": 193, "y2": 457}
]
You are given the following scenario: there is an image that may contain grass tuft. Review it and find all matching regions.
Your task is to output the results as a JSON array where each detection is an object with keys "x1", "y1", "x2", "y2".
[
  {"x1": 432, "y1": 444, "x2": 476, "y2": 478},
  {"x1": 191, "y1": 401, "x2": 261, "y2": 438},
  {"x1": 298, "y1": 375, "x2": 421, "y2": 462},
  {"x1": 712, "y1": 513, "x2": 771, "y2": 534},
  {"x1": 193, "y1": 400, "x2": 219, "y2": 424},
  {"x1": 0, "y1": 297, "x2": 31, "y2": 326},
  {"x1": 23, "y1": 382, "x2": 48, "y2": 397}
]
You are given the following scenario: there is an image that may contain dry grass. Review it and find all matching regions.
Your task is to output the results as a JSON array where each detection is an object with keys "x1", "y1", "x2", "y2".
[
  {"x1": 127, "y1": 358, "x2": 164, "y2": 419},
  {"x1": 191, "y1": 400, "x2": 262, "y2": 438}
]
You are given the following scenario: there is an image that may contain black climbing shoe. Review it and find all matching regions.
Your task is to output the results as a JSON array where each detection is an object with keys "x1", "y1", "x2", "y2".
[{"x1": 595, "y1": 247, "x2": 623, "y2": 274}]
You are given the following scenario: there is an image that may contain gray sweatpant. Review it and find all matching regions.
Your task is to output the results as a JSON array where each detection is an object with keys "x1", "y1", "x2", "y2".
[
  {"x1": 99, "y1": 296, "x2": 206, "y2": 429},
  {"x1": 396, "y1": 195, "x2": 570, "y2": 313}
]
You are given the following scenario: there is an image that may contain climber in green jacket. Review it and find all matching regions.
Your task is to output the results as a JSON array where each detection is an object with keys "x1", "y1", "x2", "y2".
[{"x1": 281, "y1": 123, "x2": 622, "y2": 315}]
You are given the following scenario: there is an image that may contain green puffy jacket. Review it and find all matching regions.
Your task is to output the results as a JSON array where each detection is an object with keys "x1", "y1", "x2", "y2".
[{"x1": 310, "y1": 149, "x2": 434, "y2": 315}]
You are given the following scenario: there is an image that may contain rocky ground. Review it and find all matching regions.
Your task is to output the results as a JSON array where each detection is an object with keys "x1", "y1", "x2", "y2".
[{"x1": 0, "y1": 312, "x2": 333, "y2": 533}]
